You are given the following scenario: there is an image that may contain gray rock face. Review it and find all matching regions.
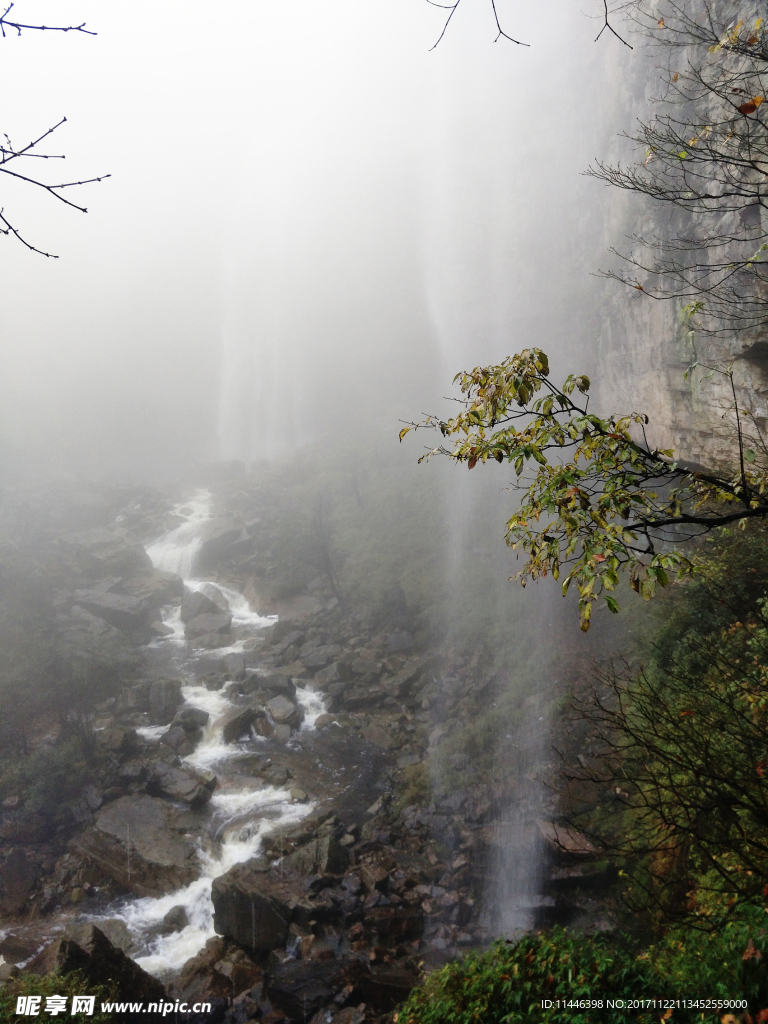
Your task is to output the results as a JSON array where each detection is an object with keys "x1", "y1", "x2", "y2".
[
  {"x1": 56, "y1": 605, "x2": 139, "y2": 676},
  {"x1": 147, "y1": 762, "x2": 213, "y2": 807},
  {"x1": 174, "y1": 706, "x2": 210, "y2": 731},
  {"x1": 259, "y1": 673, "x2": 296, "y2": 699},
  {"x1": 149, "y1": 678, "x2": 183, "y2": 724},
  {"x1": 266, "y1": 694, "x2": 303, "y2": 727},
  {"x1": 160, "y1": 725, "x2": 192, "y2": 755},
  {"x1": 163, "y1": 904, "x2": 189, "y2": 932},
  {"x1": 0, "y1": 848, "x2": 37, "y2": 914},
  {"x1": 196, "y1": 520, "x2": 248, "y2": 571},
  {"x1": 26, "y1": 923, "x2": 166, "y2": 1008},
  {"x1": 221, "y1": 706, "x2": 257, "y2": 742},
  {"x1": 283, "y1": 831, "x2": 350, "y2": 877},
  {"x1": 181, "y1": 587, "x2": 223, "y2": 623},
  {"x1": 185, "y1": 612, "x2": 232, "y2": 639},
  {"x1": 71, "y1": 590, "x2": 150, "y2": 634},
  {"x1": 118, "y1": 569, "x2": 184, "y2": 612},
  {"x1": 69, "y1": 528, "x2": 153, "y2": 575},
  {"x1": 211, "y1": 861, "x2": 291, "y2": 955},
  {"x1": 222, "y1": 652, "x2": 246, "y2": 680},
  {"x1": 72, "y1": 794, "x2": 199, "y2": 896}
]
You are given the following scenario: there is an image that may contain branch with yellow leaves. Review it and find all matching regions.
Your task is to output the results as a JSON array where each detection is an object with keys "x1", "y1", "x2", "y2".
[{"x1": 400, "y1": 348, "x2": 768, "y2": 630}]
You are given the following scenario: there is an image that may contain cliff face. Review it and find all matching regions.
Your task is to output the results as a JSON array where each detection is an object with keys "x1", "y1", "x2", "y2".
[{"x1": 593, "y1": 4, "x2": 768, "y2": 472}]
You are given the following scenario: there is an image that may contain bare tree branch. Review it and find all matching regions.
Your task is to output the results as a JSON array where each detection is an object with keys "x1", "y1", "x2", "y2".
[{"x1": 0, "y1": 2, "x2": 95, "y2": 37}]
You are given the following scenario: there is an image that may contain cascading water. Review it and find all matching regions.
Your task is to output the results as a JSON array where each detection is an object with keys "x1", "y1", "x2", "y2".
[{"x1": 93, "y1": 493, "x2": 328, "y2": 978}]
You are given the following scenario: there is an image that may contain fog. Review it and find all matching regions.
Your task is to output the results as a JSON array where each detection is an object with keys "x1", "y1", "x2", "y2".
[{"x1": 0, "y1": 0, "x2": 630, "y2": 479}]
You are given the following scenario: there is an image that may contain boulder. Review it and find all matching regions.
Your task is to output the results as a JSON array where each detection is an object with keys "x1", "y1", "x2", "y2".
[
  {"x1": 149, "y1": 678, "x2": 183, "y2": 724},
  {"x1": 211, "y1": 862, "x2": 292, "y2": 955},
  {"x1": 196, "y1": 520, "x2": 248, "y2": 570},
  {"x1": 260, "y1": 673, "x2": 297, "y2": 699},
  {"x1": 222, "y1": 652, "x2": 246, "y2": 680},
  {"x1": 181, "y1": 587, "x2": 223, "y2": 623},
  {"x1": 160, "y1": 725, "x2": 193, "y2": 755},
  {"x1": 174, "y1": 706, "x2": 210, "y2": 731},
  {"x1": 72, "y1": 794, "x2": 199, "y2": 896},
  {"x1": 0, "y1": 848, "x2": 37, "y2": 915},
  {"x1": 147, "y1": 761, "x2": 212, "y2": 807},
  {"x1": 25, "y1": 923, "x2": 166, "y2": 1014},
  {"x1": 185, "y1": 612, "x2": 232, "y2": 639},
  {"x1": 56, "y1": 605, "x2": 139, "y2": 676},
  {"x1": 283, "y1": 831, "x2": 350, "y2": 877},
  {"x1": 221, "y1": 706, "x2": 257, "y2": 742},
  {"x1": 385, "y1": 630, "x2": 414, "y2": 654},
  {"x1": 266, "y1": 695, "x2": 303, "y2": 727},
  {"x1": 90, "y1": 918, "x2": 136, "y2": 954},
  {"x1": 70, "y1": 528, "x2": 152, "y2": 575},
  {"x1": 163, "y1": 905, "x2": 189, "y2": 931},
  {"x1": 267, "y1": 959, "x2": 353, "y2": 1021},
  {"x1": 118, "y1": 569, "x2": 184, "y2": 612},
  {"x1": 71, "y1": 590, "x2": 150, "y2": 634}
]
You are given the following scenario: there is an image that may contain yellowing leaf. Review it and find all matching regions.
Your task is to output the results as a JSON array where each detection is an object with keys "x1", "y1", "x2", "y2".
[
  {"x1": 738, "y1": 96, "x2": 764, "y2": 115},
  {"x1": 398, "y1": 427, "x2": 410, "y2": 442}
]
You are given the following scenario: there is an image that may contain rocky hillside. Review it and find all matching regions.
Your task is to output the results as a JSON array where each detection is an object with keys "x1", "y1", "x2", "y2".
[{"x1": 0, "y1": 474, "x2": 611, "y2": 1023}]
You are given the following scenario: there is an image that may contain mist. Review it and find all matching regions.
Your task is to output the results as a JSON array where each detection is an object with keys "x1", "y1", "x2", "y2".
[
  {"x1": 1, "y1": 0, "x2": 627, "y2": 479},
  {"x1": 0, "y1": 0, "x2": 664, "y2": 1011}
]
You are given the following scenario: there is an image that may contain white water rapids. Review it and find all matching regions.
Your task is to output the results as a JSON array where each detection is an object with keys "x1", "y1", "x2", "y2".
[{"x1": 94, "y1": 491, "x2": 327, "y2": 977}]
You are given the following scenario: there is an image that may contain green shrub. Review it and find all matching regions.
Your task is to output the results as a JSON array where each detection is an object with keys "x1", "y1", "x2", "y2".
[{"x1": 0, "y1": 971, "x2": 116, "y2": 1022}]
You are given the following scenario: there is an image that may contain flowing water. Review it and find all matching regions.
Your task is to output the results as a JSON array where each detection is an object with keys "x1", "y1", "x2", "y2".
[{"x1": 94, "y1": 492, "x2": 327, "y2": 978}]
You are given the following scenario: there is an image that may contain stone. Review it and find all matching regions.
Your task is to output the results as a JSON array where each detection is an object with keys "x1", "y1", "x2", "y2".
[
  {"x1": 160, "y1": 725, "x2": 193, "y2": 755},
  {"x1": 99, "y1": 726, "x2": 139, "y2": 754},
  {"x1": 26, "y1": 923, "x2": 166, "y2": 1006},
  {"x1": 260, "y1": 673, "x2": 297, "y2": 699},
  {"x1": 70, "y1": 590, "x2": 150, "y2": 634},
  {"x1": 273, "y1": 724, "x2": 293, "y2": 742},
  {"x1": 92, "y1": 918, "x2": 136, "y2": 954},
  {"x1": 222, "y1": 706, "x2": 257, "y2": 742},
  {"x1": 0, "y1": 962, "x2": 19, "y2": 982},
  {"x1": 147, "y1": 761, "x2": 213, "y2": 807},
  {"x1": 266, "y1": 694, "x2": 303, "y2": 727},
  {"x1": 70, "y1": 528, "x2": 153, "y2": 575},
  {"x1": 0, "y1": 848, "x2": 37, "y2": 914},
  {"x1": 344, "y1": 686, "x2": 386, "y2": 711},
  {"x1": 211, "y1": 862, "x2": 292, "y2": 955},
  {"x1": 283, "y1": 831, "x2": 350, "y2": 877},
  {"x1": 267, "y1": 959, "x2": 352, "y2": 1021},
  {"x1": 163, "y1": 904, "x2": 190, "y2": 931},
  {"x1": 71, "y1": 794, "x2": 198, "y2": 896},
  {"x1": 222, "y1": 652, "x2": 247, "y2": 680},
  {"x1": 168, "y1": 936, "x2": 232, "y2": 1009},
  {"x1": 315, "y1": 661, "x2": 340, "y2": 686},
  {"x1": 174, "y1": 706, "x2": 210, "y2": 731},
  {"x1": 196, "y1": 520, "x2": 248, "y2": 571},
  {"x1": 149, "y1": 678, "x2": 183, "y2": 725},
  {"x1": 361, "y1": 863, "x2": 390, "y2": 892},
  {"x1": 290, "y1": 788, "x2": 308, "y2": 802},
  {"x1": 118, "y1": 569, "x2": 184, "y2": 612},
  {"x1": 315, "y1": 713, "x2": 335, "y2": 729},
  {"x1": 185, "y1": 612, "x2": 233, "y2": 639},
  {"x1": 181, "y1": 587, "x2": 223, "y2": 623}
]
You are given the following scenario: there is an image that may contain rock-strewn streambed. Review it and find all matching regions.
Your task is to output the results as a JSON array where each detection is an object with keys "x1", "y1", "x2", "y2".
[{"x1": 0, "y1": 481, "x2": 604, "y2": 1022}]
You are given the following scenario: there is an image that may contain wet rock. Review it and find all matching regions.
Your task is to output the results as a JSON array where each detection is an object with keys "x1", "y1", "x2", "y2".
[
  {"x1": 186, "y1": 612, "x2": 233, "y2": 639},
  {"x1": 72, "y1": 590, "x2": 151, "y2": 635},
  {"x1": 149, "y1": 678, "x2": 183, "y2": 724},
  {"x1": 364, "y1": 906, "x2": 423, "y2": 945},
  {"x1": 0, "y1": 848, "x2": 37, "y2": 915},
  {"x1": 170, "y1": 936, "x2": 231, "y2": 1007},
  {"x1": 118, "y1": 569, "x2": 184, "y2": 612},
  {"x1": 182, "y1": 587, "x2": 224, "y2": 623},
  {"x1": 57, "y1": 605, "x2": 140, "y2": 676},
  {"x1": 315, "y1": 713, "x2": 335, "y2": 729},
  {"x1": 266, "y1": 694, "x2": 303, "y2": 728},
  {"x1": 72, "y1": 794, "x2": 198, "y2": 896},
  {"x1": 161, "y1": 725, "x2": 193, "y2": 755},
  {"x1": 147, "y1": 761, "x2": 213, "y2": 806},
  {"x1": 260, "y1": 672, "x2": 297, "y2": 699},
  {"x1": 0, "y1": 932, "x2": 43, "y2": 964},
  {"x1": 69, "y1": 528, "x2": 153, "y2": 575},
  {"x1": 174, "y1": 706, "x2": 211, "y2": 731},
  {"x1": 163, "y1": 904, "x2": 190, "y2": 931},
  {"x1": 343, "y1": 686, "x2": 386, "y2": 711},
  {"x1": 283, "y1": 829, "x2": 350, "y2": 877},
  {"x1": 99, "y1": 726, "x2": 139, "y2": 755},
  {"x1": 212, "y1": 862, "x2": 292, "y2": 955},
  {"x1": 196, "y1": 520, "x2": 248, "y2": 571},
  {"x1": 222, "y1": 652, "x2": 247, "y2": 680},
  {"x1": 26, "y1": 923, "x2": 166, "y2": 1013},
  {"x1": 93, "y1": 918, "x2": 136, "y2": 954},
  {"x1": 117, "y1": 680, "x2": 151, "y2": 714},
  {"x1": 315, "y1": 662, "x2": 340, "y2": 686},
  {"x1": 267, "y1": 959, "x2": 357, "y2": 1021},
  {"x1": 222, "y1": 705, "x2": 257, "y2": 742}
]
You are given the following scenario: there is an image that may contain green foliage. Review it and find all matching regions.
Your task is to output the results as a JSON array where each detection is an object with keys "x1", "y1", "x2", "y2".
[
  {"x1": 402, "y1": 349, "x2": 768, "y2": 630},
  {"x1": 0, "y1": 971, "x2": 117, "y2": 1022},
  {"x1": 398, "y1": 912, "x2": 768, "y2": 1024}
]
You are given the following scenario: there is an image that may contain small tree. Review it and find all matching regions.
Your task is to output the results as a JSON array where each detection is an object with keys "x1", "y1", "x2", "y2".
[{"x1": 400, "y1": 348, "x2": 768, "y2": 629}]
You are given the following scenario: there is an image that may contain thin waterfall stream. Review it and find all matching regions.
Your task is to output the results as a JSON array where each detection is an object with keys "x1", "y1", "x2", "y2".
[{"x1": 91, "y1": 492, "x2": 328, "y2": 978}]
